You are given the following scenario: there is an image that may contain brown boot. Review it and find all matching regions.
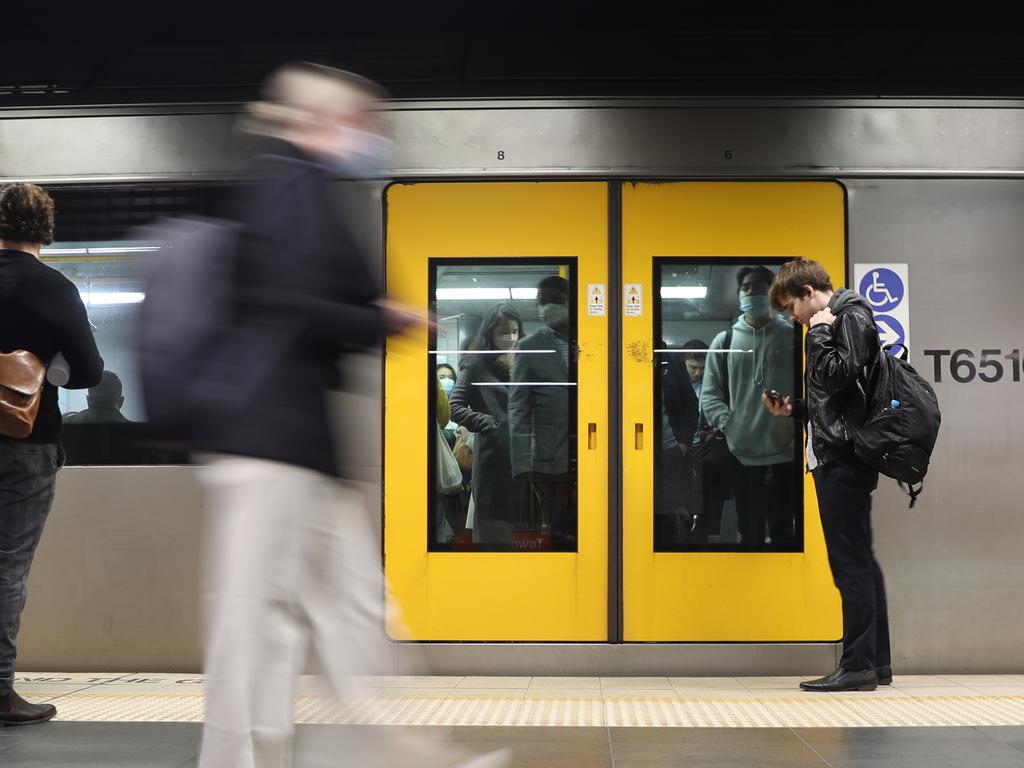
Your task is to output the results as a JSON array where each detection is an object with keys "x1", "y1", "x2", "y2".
[{"x1": 0, "y1": 690, "x2": 57, "y2": 726}]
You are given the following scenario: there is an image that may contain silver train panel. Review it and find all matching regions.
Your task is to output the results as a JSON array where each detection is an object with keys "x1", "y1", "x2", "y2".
[
  {"x1": 7, "y1": 100, "x2": 1024, "y2": 673},
  {"x1": 3, "y1": 100, "x2": 1024, "y2": 182}
]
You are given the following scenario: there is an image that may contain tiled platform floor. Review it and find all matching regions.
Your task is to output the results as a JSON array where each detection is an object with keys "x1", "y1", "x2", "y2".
[
  {"x1": 3, "y1": 722, "x2": 1024, "y2": 768},
  {"x1": 10, "y1": 673, "x2": 1024, "y2": 728},
  {"x1": 5, "y1": 676, "x2": 1024, "y2": 766}
]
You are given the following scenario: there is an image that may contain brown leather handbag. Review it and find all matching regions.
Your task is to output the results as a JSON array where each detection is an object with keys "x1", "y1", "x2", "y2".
[{"x1": 0, "y1": 350, "x2": 47, "y2": 438}]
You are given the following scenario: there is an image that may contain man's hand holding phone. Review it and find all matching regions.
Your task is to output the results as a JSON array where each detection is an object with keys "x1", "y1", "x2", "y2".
[{"x1": 761, "y1": 389, "x2": 793, "y2": 417}]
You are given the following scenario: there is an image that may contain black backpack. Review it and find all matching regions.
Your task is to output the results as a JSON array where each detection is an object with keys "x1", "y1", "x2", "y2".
[
  {"x1": 135, "y1": 217, "x2": 244, "y2": 443},
  {"x1": 853, "y1": 338, "x2": 942, "y2": 508}
]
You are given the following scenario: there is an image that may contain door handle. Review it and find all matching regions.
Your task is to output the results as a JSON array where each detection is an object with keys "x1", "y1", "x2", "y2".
[
  {"x1": 588, "y1": 423, "x2": 597, "y2": 450},
  {"x1": 634, "y1": 423, "x2": 644, "y2": 451}
]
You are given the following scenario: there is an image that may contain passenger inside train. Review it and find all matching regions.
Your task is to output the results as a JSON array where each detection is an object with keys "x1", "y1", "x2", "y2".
[
  {"x1": 431, "y1": 265, "x2": 579, "y2": 553},
  {"x1": 655, "y1": 262, "x2": 803, "y2": 551}
]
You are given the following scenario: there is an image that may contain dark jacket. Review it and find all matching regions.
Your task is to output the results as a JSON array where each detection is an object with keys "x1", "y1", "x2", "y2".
[
  {"x1": 801, "y1": 288, "x2": 880, "y2": 466},
  {"x1": 507, "y1": 325, "x2": 571, "y2": 477},
  {"x1": 449, "y1": 355, "x2": 520, "y2": 523},
  {"x1": 200, "y1": 141, "x2": 386, "y2": 476},
  {"x1": 0, "y1": 249, "x2": 103, "y2": 444},
  {"x1": 662, "y1": 354, "x2": 700, "y2": 448}
]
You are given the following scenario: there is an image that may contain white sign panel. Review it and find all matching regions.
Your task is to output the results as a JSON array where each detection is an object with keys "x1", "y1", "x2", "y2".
[
  {"x1": 624, "y1": 283, "x2": 643, "y2": 317},
  {"x1": 587, "y1": 283, "x2": 606, "y2": 316},
  {"x1": 852, "y1": 263, "x2": 910, "y2": 355}
]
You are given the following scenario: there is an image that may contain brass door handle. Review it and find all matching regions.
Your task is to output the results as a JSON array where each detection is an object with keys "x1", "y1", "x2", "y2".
[{"x1": 634, "y1": 423, "x2": 644, "y2": 451}]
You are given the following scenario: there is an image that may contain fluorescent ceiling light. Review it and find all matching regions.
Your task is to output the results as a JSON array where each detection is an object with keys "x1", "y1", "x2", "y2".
[
  {"x1": 39, "y1": 248, "x2": 88, "y2": 255},
  {"x1": 661, "y1": 286, "x2": 708, "y2": 299},
  {"x1": 436, "y1": 287, "x2": 541, "y2": 301},
  {"x1": 79, "y1": 291, "x2": 145, "y2": 306},
  {"x1": 87, "y1": 246, "x2": 160, "y2": 254},
  {"x1": 436, "y1": 288, "x2": 511, "y2": 301}
]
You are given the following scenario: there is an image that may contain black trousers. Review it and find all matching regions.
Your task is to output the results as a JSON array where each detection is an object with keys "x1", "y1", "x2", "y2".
[
  {"x1": 526, "y1": 473, "x2": 576, "y2": 552},
  {"x1": 733, "y1": 460, "x2": 798, "y2": 548},
  {"x1": 813, "y1": 458, "x2": 891, "y2": 672}
]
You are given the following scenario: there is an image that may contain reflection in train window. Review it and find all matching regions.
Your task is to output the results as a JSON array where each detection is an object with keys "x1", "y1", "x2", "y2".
[
  {"x1": 38, "y1": 184, "x2": 243, "y2": 466},
  {"x1": 41, "y1": 240, "x2": 189, "y2": 466},
  {"x1": 654, "y1": 260, "x2": 804, "y2": 552},
  {"x1": 429, "y1": 259, "x2": 578, "y2": 553}
]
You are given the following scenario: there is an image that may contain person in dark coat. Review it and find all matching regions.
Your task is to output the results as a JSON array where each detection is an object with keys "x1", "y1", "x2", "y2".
[
  {"x1": 0, "y1": 183, "x2": 103, "y2": 726},
  {"x1": 656, "y1": 349, "x2": 700, "y2": 546},
  {"x1": 448, "y1": 303, "x2": 524, "y2": 549},
  {"x1": 508, "y1": 276, "x2": 575, "y2": 550}
]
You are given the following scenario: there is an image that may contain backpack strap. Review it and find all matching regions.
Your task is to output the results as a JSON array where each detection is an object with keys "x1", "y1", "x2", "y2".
[
  {"x1": 899, "y1": 480, "x2": 923, "y2": 509},
  {"x1": 721, "y1": 327, "x2": 733, "y2": 408}
]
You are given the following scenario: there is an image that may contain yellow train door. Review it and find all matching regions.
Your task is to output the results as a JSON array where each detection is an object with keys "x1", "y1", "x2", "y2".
[
  {"x1": 620, "y1": 181, "x2": 846, "y2": 641},
  {"x1": 384, "y1": 182, "x2": 609, "y2": 641}
]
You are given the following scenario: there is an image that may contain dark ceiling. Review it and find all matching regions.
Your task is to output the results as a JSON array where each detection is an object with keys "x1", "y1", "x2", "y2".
[{"x1": 3, "y1": 13, "x2": 1023, "y2": 106}]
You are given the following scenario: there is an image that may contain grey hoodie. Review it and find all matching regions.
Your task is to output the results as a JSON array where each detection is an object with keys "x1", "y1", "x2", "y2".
[{"x1": 701, "y1": 313, "x2": 799, "y2": 466}]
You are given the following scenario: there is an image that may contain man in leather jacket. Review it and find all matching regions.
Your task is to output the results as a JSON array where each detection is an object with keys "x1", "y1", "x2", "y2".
[{"x1": 764, "y1": 258, "x2": 891, "y2": 693}]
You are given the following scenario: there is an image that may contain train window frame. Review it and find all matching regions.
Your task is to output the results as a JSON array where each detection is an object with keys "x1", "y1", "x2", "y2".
[
  {"x1": 40, "y1": 182, "x2": 244, "y2": 467},
  {"x1": 652, "y1": 256, "x2": 805, "y2": 553},
  {"x1": 426, "y1": 256, "x2": 580, "y2": 554}
]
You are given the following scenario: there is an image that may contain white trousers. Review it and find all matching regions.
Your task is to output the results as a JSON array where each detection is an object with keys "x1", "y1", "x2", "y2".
[{"x1": 197, "y1": 457, "x2": 400, "y2": 768}]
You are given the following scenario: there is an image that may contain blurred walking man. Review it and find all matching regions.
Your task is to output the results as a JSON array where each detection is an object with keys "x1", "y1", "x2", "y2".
[{"x1": 195, "y1": 63, "x2": 508, "y2": 768}]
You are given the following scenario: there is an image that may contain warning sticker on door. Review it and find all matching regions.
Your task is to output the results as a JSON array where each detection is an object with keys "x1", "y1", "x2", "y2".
[
  {"x1": 587, "y1": 283, "x2": 606, "y2": 316},
  {"x1": 624, "y1": 283, "x2": 643, "y2": 317}
]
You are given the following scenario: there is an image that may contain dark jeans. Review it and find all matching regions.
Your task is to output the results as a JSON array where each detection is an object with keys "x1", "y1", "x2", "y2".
[
  {"x1": 654, "y1": 447, "x2": 693, "y2": 548},
  {"x1": 813, "y1": 457, "x2": 891, "y2": 672},
  {"x1": 0, "y1": 441, "x2": 61, "y2": 697},
  {"x1": 734, "y1": 461, "x2": 799, "y2": 548}
]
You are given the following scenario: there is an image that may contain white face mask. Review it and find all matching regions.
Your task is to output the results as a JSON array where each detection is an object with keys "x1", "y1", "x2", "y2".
[
  {"x1": 539, "y1": 302, "x2": 570, "y2": 329},
  {"x1": 330, "y1": 126, "x2": 393, "y2": 178}
]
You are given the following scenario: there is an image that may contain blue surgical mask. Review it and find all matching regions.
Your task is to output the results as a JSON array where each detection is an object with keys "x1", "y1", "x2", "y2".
[
  {"x1": 329, "y1": 127, "x2": 394, "y2": 179},
  {"x1": 740, "y1": 294, "x2": 772, "y2": 319},
  {"x1": 439, "y1": 377, "x2": 455, "y2": 396}
]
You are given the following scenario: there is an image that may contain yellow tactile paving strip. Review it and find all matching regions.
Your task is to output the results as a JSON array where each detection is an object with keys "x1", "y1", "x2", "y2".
[{"x1": 14, "y1": 674, "x2": 1024, "y2": 728}]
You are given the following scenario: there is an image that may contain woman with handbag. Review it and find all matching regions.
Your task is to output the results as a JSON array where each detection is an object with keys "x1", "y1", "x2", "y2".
[
  {"x1": 448, "y1": 304, "x2": 525, "y2": 549},
  {"x1": 0, "y1": 184, "x2": 103, "y2": 725}
]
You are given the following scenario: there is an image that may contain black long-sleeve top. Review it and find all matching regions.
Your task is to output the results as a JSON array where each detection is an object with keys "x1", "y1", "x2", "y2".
[
  {"x1": 196, "y1": 141, "x2": 387, "y2": 476},
  {"x1": 0, "y1": 249, "x2": 104, "y2": 444}
]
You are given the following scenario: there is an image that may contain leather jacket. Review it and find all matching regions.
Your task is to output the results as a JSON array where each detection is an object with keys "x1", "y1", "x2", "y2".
[{"x1": 798, "y1": 288, "x2": 880, "y2": 467}]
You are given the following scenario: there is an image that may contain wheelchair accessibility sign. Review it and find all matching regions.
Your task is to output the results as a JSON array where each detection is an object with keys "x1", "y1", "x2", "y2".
[{"x1": 853, "y1": 263, "x2": 910, "y2": 356}]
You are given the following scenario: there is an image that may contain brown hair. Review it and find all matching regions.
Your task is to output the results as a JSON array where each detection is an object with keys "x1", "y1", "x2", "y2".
[
  {"x1": 769, "y1": 258, "x2": 833, "y2": 309},
  {"x1": 0, "y1": 183, "x2": 55, "y2": 245}
]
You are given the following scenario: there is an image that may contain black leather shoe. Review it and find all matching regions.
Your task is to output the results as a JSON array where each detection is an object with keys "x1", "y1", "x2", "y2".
[
  {"x1": 800, "y1": 667, "x2": 878, "y2": 692},
  {"x1": 0, "y1": 690, "x2": 57, "y2": 726},
  {"x1": 877, "y1": 665, "x2": 893, "y2": 685}
]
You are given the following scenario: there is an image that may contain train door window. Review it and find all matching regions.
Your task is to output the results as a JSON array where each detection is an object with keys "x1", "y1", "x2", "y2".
[
  {"x1": 654, "y1": 260, "x2": 804, "y2": 552},
  {"x1": 429, "y1": 260, "x2": 578, "y2": 553}
]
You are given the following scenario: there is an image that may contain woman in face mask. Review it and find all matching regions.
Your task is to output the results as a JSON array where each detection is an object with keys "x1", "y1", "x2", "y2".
[
  {"x1": 436, "y1": 363, "x2": 462, "y2": 450},
  {"x1": 447, "y1": 304, "x2": 525, "y2": 549}
]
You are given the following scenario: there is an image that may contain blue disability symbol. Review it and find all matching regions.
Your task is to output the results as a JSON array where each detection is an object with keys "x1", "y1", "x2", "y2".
[
  {"x1": 873, "y1": 314, "x2": 906, "y2": 355},
  {"x1": 859, "y1": 268, "x2": 904, "y2": 313}
]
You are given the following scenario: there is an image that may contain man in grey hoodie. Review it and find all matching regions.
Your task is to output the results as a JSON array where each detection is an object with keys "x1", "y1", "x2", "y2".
[{"x1": 700, "y1": 266, "x2": 801, "y2": 547}]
